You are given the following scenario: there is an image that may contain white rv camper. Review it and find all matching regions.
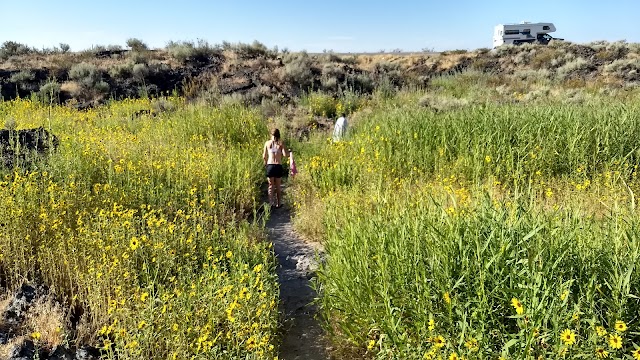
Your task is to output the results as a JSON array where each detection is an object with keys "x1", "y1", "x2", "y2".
[{"x1": 493, "y1": 22, "x2": 561, "y2": 47}]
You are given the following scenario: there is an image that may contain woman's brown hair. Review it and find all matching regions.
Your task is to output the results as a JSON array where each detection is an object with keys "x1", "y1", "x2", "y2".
[{"x1": 271, "y1": 128, "x2": 281, "y2": 141}]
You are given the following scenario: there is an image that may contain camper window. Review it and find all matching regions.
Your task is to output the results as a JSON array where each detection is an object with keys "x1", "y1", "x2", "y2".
[
  {"x1": 504, "y1": 30, "x2": 519, "y2": 35},
  {"x1": 522, "y1": 29, "x2": 531, "y2": 34},
  {"x1": 543, "y1": 26, "x2": 550, "y2": 30}
]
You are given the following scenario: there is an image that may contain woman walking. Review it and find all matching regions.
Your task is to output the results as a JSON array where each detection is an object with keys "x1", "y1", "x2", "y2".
[{"x1": 263, "y1": 128, "x2": 288, "y2": 208}]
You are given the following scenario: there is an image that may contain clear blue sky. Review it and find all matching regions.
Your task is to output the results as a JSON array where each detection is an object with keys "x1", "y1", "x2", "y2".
[{"x1": 1, "y1": 0, "x2": 638, "y2": 52}]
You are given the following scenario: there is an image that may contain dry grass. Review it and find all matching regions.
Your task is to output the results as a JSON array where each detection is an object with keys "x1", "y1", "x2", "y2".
[
  {"x1": 24, "y1": 298, "x2": 67, "y2": 350},
  {"x1": 0, "y1": 293, "x2": 10, "y2": 320},
  {"x1": 60, "y1": 81, "x2": 80, "y2": 95},
  {"x1": 291, "y1": 191, "x2": 326, "y2": 243},
  {"x1": 0, "y1": 291, "x2": 66, "y2": 355}
]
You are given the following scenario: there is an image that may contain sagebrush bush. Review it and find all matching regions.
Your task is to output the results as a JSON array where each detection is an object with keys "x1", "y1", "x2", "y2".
[
  {"x1": 511, "y1": 69, "x2": 552, "y2": 82},
  {"x1": 604, "y1": 58, "x2": 640, "y2": 81},
  {"x1": 128, "y1": 51, "x2": 148, "y2": 65},
  {"x1": 321, "y1": 63, "x2": 344, "y2": 80},
  {"x1": 108, "y1": 62, "x2": 134, "y2": 79},
  {"x1": 0, "y1": 41, "x2": 33, "y2": 60},
  {"x1": 345, "y1": 73, "x2": 375, "y2": 94},
  {"x1": 132, "y1": 63, "x2": 149, "y2": 80},
  {"x1": 230, "y1": 40, "x2": 272, "y2": 59},
  {"x1": 321, "y1": 76, "x2": 339, "y2": 92},
  {"x1": 372, "y1": 61, "x2": 403, "y2": 86},
  {"x1": 10, "y1": 70, "x2": 35, "y2": 84},
  {"x1": 555, "y1": 57, "x2": 592, "y2": 80},
  {"x1": 530, "y1": 47, "x2": 559, "y2": 69},
  {"x1": 418, "y1": 93, "x2": 470, "y2": 111},
  {"x1": 69, "y1": 62, "x2": 99, "y2": 82},
  {"x1": 283, "y1": 52, "x2": 314, "y2": 90},
  {"x1": 106, "y1": 44, "x2": 123, "y2": 51},
  {"x1": 166, "y1": 40, "x2": 220, "y2": 64},
  {"x1": 69, "y1": 62, "x2": 109, "y2": 98}
]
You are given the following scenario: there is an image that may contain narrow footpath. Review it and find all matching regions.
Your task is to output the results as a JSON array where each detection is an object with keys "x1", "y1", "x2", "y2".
[{"x1": 266, "y1": 200, "x2": 329, "y2": 360}]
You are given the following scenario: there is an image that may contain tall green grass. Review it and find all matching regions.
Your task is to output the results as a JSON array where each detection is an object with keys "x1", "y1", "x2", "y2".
[{"x1": 292, "y1": 92, "x2": 640, "y2": 359}]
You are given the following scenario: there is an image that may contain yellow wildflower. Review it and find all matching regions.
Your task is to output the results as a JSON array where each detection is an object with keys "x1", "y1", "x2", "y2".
[
  {"x1": 560, "y1": 290, "x2": 569, "y2": 301},
  {"x1": 615, "y1": 320, "x2": 627, "y2": 332},
  {"x1": 560, "y1": 329, "x2": 576, "y2": 346},
  {"x1": 129, "y1": 237, "x2": 139, "y2": 251},
  {"x1": 595, "y1": 348, "x2": 609, "y2": 358},
  {"x1": 443, "y1": 292, "x2": 451, "y2": 304},
  {"x1": 367, "y1": 339, "x2": 376, "y2": 350},
  {"x1": 432, "y1": 335, "x2": 446, "y2": 349},
  {"x1": 511, "y1": 298, "x2": 524, "y2": 315},
  {"x1": 608, "y1": 334, "x2": 622, "y2": 349}
]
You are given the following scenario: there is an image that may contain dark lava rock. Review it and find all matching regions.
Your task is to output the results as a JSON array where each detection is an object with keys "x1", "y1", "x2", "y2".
[
  {"x1": 75, "y1": 346, "x2": 101, "y2": 360},
  {"x1": 3, "y1": 284, "x2": 38, "y2": 327},
  {"x1": 49, "y1": 345, "x2": 75, "y2": 360},
  {"x1": 0, "y1": 330, "x2": 9, "y2": 344},
  {"x1": 0, "y1": 127, "x2": 59, "y2": 169},
  {"x1": 8, "y1": 339, "x2": 36, "y2": 360}
]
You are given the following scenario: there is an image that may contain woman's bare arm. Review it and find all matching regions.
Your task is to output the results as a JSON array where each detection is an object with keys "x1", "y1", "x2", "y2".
[{"x1": 262, "y1": 142, "x2": 268, "y2": 165}]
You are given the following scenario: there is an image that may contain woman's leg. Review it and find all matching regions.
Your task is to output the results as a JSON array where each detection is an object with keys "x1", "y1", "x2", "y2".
[
  {"x1": 274, "y1": 177, "x2": 282, "y2": 207},
  {"x1": 267, "y1": 177, "x2": 275, "y2": 205}
]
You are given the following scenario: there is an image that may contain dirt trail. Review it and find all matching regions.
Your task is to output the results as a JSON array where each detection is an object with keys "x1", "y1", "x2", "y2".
[{"x1": 266, "y1": 200, "x2": 329, "y2": 360}]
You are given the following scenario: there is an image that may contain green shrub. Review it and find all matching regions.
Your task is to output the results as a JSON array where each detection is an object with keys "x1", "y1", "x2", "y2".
[
  {"x1": 305, "y1": 92, "x2": 338, "y2": 117},
  {"x1": 511, "y1": 69, "x2": 552, "y2": 82},
  {"x1": 373, "y1": 61, "x2": 404, "y2": 87}
]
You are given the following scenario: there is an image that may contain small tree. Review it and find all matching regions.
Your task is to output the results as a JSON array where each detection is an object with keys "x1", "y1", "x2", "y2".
[
  {"x1": 39, "y1": 80, "x2": 61, "y2": 104},
  {"x1": 126, "y1": 38, "x2": 148, "y2": 52},
  {"x1": 59, "y1": 43, "x2": 70, "y2": 53}
]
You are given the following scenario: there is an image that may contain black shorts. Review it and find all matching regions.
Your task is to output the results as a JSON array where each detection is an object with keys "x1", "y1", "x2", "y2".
[{"x1": 266, "y1": 164, "x2": 284, "y2": 178}]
